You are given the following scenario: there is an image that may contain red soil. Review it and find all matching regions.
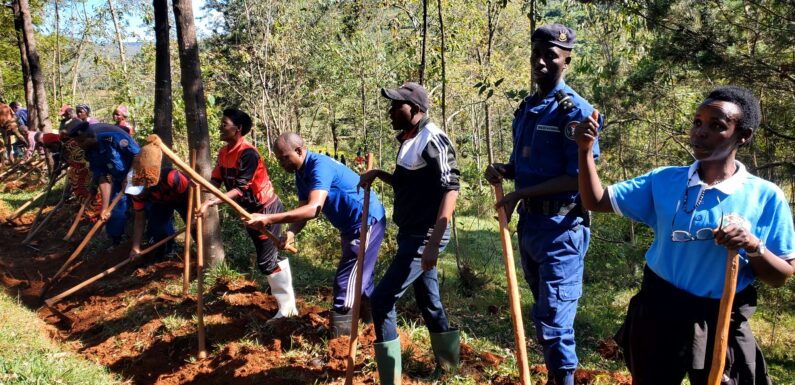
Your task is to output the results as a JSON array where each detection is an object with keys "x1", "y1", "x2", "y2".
[{"x1": 0, "y1": 198, "x2": 632, "y2": 384}]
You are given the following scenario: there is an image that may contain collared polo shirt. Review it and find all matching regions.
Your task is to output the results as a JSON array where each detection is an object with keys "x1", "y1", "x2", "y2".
[
  {"x1": 296, "y1": 151, "x2": 385, "y2": 236},
  {"x1": 608, "y1": 161, "x2": 795, "y2": 298}
]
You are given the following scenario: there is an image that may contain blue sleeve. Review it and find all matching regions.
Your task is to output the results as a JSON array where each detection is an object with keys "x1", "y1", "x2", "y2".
[
  {"x1": 607, "y1": 169, "x2": 657, "y2": 227},
  {"x1": 117, "y1": 135, "x2": 140, "y2": 161},
  {"x1": 564, "y1": 106, "x2": 601, "y2": 176},
  {"x1": 307, "y1": 158, "x2": 335, "y2": 193},
  {"x1": 760, "y1": 188, "x2": 795, "y2": 260}
]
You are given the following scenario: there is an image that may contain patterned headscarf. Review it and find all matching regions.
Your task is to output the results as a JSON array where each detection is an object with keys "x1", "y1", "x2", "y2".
[{"x1": 115, "y1": 105, "x2": 129, "y2": 118}]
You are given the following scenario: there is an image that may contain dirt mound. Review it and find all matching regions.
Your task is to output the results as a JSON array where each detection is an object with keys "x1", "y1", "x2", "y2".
[{"x1": 0, "y1": 201, "x2": 633, "y2": 384}]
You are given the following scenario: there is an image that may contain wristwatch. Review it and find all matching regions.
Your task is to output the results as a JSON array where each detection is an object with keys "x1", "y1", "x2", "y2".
[{"x1": 746, "y1": 241, "x2": 766, "y2": 257}]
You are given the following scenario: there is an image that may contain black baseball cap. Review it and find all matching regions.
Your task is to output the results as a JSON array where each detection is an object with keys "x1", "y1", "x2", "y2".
[{"x1": 381, "y1": 82, "x2": 429, "y2": 113}]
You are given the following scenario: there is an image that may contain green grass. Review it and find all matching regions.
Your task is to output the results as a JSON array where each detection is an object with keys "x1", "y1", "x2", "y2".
[{"x1": 0, "y1": 291, "x2": 121, "y2": 385}]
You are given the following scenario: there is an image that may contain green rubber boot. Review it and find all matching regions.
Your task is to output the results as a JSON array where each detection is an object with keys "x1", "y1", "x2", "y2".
[
  {"x1": 374, "y1": 337, "x2": 402, "y2": 385},
  {"x1": 429, "y1": 328, "x2": 460, "y2": 378}
]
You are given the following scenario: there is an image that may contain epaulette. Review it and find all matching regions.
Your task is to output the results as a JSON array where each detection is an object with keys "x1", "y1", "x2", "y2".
[{"x1": 554, "y1": 90, "x2": 575, "y2": 113}]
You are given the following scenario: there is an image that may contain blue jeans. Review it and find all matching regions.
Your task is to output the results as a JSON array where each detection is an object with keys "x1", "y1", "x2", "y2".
[
  {"x1": 372, "y1": 228, "x2": 451, "y2": 342},
  {"x1": 518, "y1": 219, "x2": 590, "y2": 379}
]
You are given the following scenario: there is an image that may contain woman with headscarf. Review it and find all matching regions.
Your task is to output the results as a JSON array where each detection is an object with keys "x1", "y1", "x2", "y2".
[
  {"x1": 113, "y1": 105, "x2": 134, "y2": 135},
  {"x1": 76, "y1": 104, "x2": 99, "y2": 124}
]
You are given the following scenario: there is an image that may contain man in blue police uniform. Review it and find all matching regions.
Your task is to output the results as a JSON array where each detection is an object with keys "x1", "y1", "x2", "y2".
[
  {"x1": 246, "y1": 132, "x2": 387, "y2": 337},
  {"x1": 69, "y1": 122, "x2": 140, "y2": 244},
  {"x1": 484, "y1": 24, "x2": 602, "y2": 385}
]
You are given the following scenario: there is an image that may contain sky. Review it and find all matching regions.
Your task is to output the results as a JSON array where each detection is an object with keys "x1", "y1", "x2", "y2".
[{"x1": 48, "y1": 0, "x2": 223, "y2": 42}]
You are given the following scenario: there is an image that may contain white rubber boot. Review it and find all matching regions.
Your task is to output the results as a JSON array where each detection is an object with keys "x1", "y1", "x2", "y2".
[{"x1": 266, "y1": 258, "x2": 298, "y2": 319}]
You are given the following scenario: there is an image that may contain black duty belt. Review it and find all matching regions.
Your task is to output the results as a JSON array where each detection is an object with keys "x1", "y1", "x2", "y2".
[{"x1": 519, "y1": 199, "x2": 578, "y2": 216}]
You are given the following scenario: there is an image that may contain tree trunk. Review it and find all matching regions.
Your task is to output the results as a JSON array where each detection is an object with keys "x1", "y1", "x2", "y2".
[
  {"x1": 108, "y1": 0, "x2": 128, "y2": 76},
  {"x1": 437, "y1": 0, "x2": 447, "y2": 132},
  {"x1": 484, "y1": 103, "x2": 494, "y2": 164},
  {"x1": 54, "y1": 0, "x2": 62, "y2": 107},
  {"x1": 419, "y1": 0, "x2": 427, "y2": 85},
  {"x1": 12, "y1": 0, "x2": 36, "y2": 130},
  {"x1": 108, "y1": 0, "x2": 134, "y2": 124},
  {"x1": 360, "y1": 71, "x2": 367, "y2": 146},
  {"x1": 17, "y1": 0, "x2": 52, "y2": 133},
  {"x1": 173, "y1": 0, "x2": 225, "y2": 266},
  {"x1": 153, "y1": 0, "x2": 173, "y2": 148}
]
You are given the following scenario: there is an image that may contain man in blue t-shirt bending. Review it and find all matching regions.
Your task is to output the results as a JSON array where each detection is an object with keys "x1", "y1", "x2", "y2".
[{"x1": 246, "y1": 132, "x2": 386, "y2": 337}]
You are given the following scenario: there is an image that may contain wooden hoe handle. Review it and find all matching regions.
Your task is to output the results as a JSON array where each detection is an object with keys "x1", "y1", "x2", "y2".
[
  {"x1": 146, "y1": 135, "x2": 297, "y2": 253},
  {"x1": 707, "y1": 249, "x2": 740, "y2": 385},
  {"x1": 344, "y1": 153, "x2": 374, "y2": 385},
  {"x1": 493, "y1": 183, "x2": 532, "y2": 385},
  {"x1": 45, "y1": 228, "x2": 186, "y2": 307},
  {"x1": 49, "y1": 191, "x2": 125, "y2": 284}
]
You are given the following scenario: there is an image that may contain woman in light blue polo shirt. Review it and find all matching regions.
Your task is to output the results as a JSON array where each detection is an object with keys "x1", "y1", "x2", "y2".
[{"x1": 574, "y1": 86, "x2": 795, "y2": 385}]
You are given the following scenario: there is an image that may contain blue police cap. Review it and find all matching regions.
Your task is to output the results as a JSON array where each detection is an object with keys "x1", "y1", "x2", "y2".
[{"x1": 531, "y1": 24, "x2": 576, "y2": 50}]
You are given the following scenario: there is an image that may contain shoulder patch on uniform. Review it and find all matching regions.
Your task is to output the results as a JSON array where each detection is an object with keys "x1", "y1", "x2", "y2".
[
  {"x1": 119, "y1": 139, "x2": 129, "y2": 148},
  {"x1": 536, "y1": 124, "x2": 559, "y2": 133},
  {"x1": 565, "y1": 121, "x2": 579, "y2": 141}
]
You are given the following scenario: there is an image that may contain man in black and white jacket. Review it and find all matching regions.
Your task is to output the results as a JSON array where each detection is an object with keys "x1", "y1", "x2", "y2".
[{"x1": 359, "y1": 82, "x2": 460, "y2": 385}]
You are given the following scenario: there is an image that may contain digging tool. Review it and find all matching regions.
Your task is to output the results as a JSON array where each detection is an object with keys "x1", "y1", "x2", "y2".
[
  {"x1": 5, "y1": 190, "x2": 46, "y2": 224},
  {"x1": 17, "y1": 171, "x2": 65, "y2": 231},
  {"x1": 183, "y1": 151, "x2": 197, "y2": 296},
  {"x1": 145, "y1": 134, "x2": 298, "y2": 253},
  {"x1": 344, "y1": 153, "x2": 374, "y2": 385},
  {"x1": 8, "y1": 163, "x2": 44, "y2": 185},
  {"x1": 492, "y1": 183, "x2": 532, "y2": 385},
  {"x1": 23, "y1": 185, "x2": 70, "y2": 244},
  {"x1": 194, "y1": 184, "x2": 207, "y2": 359},
  {"x1": 39, "y1": 191, "x2": 125, "y2": 298},
  {"x1": 63, "y1": 197, "x2": 91, "y2": 241},
  {"x1": 707, "y1": 249, "x2": 740, "y2": 385},
  {"x1": 44, "y1": 228, "x2": 187, "y2": 308},
  {"x1": 0, "y1": 157, "x2": 42, "y2": 181}
]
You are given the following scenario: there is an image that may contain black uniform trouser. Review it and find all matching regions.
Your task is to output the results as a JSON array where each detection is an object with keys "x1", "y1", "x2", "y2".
[
  {"x1": 616, "y1": 266, "x2": 771, "y2": 385},
  {"x1": 245, "y1": 196, "x2": 285, "y2": 275}
]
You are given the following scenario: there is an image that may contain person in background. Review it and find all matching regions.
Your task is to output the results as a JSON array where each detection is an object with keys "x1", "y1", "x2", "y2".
[
  {"x1": 9, "y1": 102, "x2": 28, "y2": 129},
  {"x1": 197, "y1": 108, "x2": 298, "y2": 321},
  {"x1": 59, "y1": 105, "x2": 78, "y2": 133},
  {"x1": 575, "y1": 86, "x2": 795, "y2": 384},
  {"x1": 76, "y1": 104, "x2": 99, "y2": 124},
  {"x1": 113, "y1": 105, "x2": 134, "y2": 135}
]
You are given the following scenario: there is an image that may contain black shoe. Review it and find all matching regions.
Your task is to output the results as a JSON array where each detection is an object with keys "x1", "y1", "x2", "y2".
[{"x1": 330, "y1": 309, "x2": 353, "y2": 338}]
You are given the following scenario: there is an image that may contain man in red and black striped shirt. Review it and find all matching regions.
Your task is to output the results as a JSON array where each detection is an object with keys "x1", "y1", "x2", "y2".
[{"x1": 126, "y1": 167, "x2": 191, "y2": 262}]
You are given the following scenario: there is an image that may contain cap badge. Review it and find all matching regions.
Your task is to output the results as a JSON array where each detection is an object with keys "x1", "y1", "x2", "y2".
[{"x1": 558, "y1": 31, "x2": 568, "y2": 42}]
